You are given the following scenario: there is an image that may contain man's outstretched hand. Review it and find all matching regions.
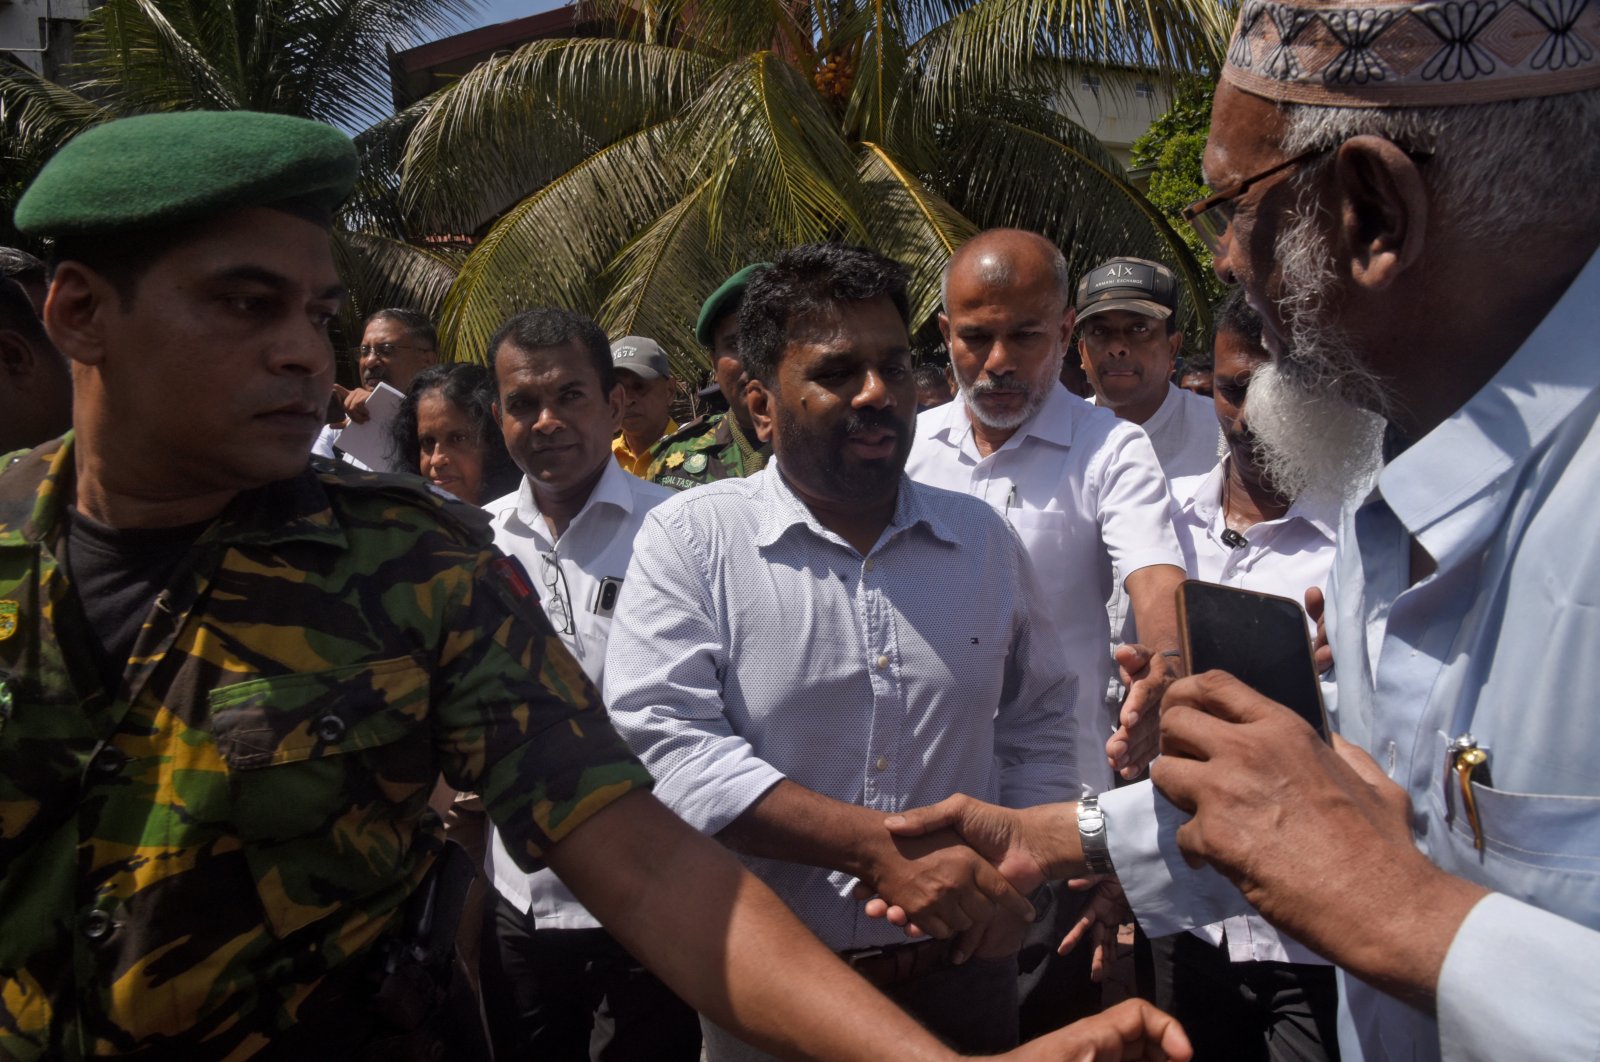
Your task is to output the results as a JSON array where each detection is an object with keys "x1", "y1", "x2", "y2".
[
  {"x1": 1058, "y1": 877, "x2": 1132, "y2": 983},
  {"x1": 1002, "y1": 999, "x2": 1192, "y2": 1062},
  {"x1": 1107, "y1": 644, "x2": 1178, "y2": 780}
]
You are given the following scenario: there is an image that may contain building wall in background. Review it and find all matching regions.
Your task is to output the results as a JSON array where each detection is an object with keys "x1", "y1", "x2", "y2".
[{"x1": 0, "y1": 0, "x2": 97, "y2": 78}]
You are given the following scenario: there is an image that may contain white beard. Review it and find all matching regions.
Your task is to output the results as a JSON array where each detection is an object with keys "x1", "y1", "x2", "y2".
[
  {"x1": 1244, "y1": 199, "x2": 1387, "y2": 504},
  {"x1": 956, "y1": 348, "x2": 1064, "y2": 430}
]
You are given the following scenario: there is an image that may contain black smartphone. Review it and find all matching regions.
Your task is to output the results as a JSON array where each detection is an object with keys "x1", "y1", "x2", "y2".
[{"x1": 1177, "y1": 580, "x2": 1331, "y2": 742}]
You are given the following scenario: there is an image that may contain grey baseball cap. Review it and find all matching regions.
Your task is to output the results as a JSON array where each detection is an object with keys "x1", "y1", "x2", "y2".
[
  {"x1": 610, "y1": 336, "x2": 671, "y2": 381},
  {"x1": 1075, "y1": 257, "x2": 1177, "y2": 322}
]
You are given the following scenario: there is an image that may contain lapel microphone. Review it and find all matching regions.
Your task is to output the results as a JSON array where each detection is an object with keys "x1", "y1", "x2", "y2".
[{"x1": 1221, "y1": 528, "x2": 1248, "y2": 549}]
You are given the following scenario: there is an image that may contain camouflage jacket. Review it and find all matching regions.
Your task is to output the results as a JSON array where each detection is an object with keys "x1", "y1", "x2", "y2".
[
  {"x1": 644, "y1": 412, "x2": 769, "y2": 491},
  {"x1": 0, "y1": 436, "x2": 652, "y2": 1060}
]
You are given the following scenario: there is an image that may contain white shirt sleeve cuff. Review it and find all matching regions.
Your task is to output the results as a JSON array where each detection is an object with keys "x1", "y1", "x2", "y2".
[
  {"x1": 1115, "y1": 550, "x2": 1186, "y2": 589},
  {"x1": 1100, "y1": 779, "x2": 1252, "y2": 937},
  {"x1": 1437, "y1": 892, "x2": 1600, "y2": 1062}
]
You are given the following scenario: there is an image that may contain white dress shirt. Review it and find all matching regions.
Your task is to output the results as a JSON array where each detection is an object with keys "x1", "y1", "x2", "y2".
[
  {"x1": 482, "y1": 459, "x2": 674, "y2": 927},
  {"x1": 906, "y1": 383, "x2": 1183, "y2": 793},
  {"x1": 1170, "y1": 461, "x2": 1336, "y2": 966},
  {"x1": 1102, "y1": 385, "x2": 1221, "y2": 693},
  {"x1": 1102, "y1": 383, "x2": 1223, "y2": 481},
  {"x1": 603, "y1": 464, "x2": 1078, "y2": 951},
  {"x1": 1101, "y1": 245, "x2": 1600, "y2": 1061}
]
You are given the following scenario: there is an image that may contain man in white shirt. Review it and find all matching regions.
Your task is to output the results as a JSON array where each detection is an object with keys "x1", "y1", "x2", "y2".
[
  {"x1": 906, "y1": 227, "x2": 1188, "y2": 1038},
  {"x1": 879, "y1": 5, "x2": 1600, "y2": 1059},
  {"x1": 604, "y1": 244, "x2": 1081, "y2": 1059},
  {"x1": 1076, "y1": 257, "x2": 1220, "y2": 481},
  {"x1": 311, "y1": 307, "x2": 438, "y2": 472},
  {"x1": 478, "y1": 307, "x2": 697, "y2": 1061},
  {"x1": 1155, "y1": 289, "x2": 1339, "y2": 1062},
  {"x1": 907, "y1": 229, "x2": 1185, "y2": 796}
]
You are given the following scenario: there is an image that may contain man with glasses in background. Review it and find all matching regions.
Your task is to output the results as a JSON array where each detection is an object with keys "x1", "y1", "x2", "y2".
[
  {"x1": 312, "y1": 307, "x2": 438, "y2": 471},
  {"x1": 479, "y1": 307, "x2": 698, "y2": 1062}
]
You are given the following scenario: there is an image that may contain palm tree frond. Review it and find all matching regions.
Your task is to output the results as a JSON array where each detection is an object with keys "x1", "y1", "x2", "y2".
[
  {"x1": 940, "y1": 103, "x2": 1212, "y2": 334},
  {"x1": 910, "y1": 0, "x2": 1230, "y2": 118},
  {"x1": 680, "y1": 51, "x2": 867, "y2": 248},
  {"x1": 71, "y1": 0, "x2": 240, "y2": 112},
  {"x1": 331, "y1": 230, "x2": 462, "y2": 345},
  {"x1": 401, "y1": 37, "x2": 718, "y2": 235},
  {"x1": 435, "y1": 121, "x2": 687, "y2": 364},
  {"x1": 595, "y1": 180, "x2": 734, "y2": 377},
  {"x1": 856, "y1": 142, "x2": 976, "y2": 329}
]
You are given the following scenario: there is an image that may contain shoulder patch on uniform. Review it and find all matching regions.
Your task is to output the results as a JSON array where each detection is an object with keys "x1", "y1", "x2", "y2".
[
  {"x1": 684, "y1": 453, "x2": 708, "y2": 474},
  {"x1": 490, "y1": 555, "x2": 536, "y2": 601}
]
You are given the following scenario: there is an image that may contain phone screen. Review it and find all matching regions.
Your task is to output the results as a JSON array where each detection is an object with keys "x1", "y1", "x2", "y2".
[{"x1": 1178, "y1": 581, "x2": 1330, "y2": 741}]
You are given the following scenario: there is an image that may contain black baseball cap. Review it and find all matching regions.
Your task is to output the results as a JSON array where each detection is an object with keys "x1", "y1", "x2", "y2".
[{"x1": 1075, "y1": 257, "x2": 1177, "y2": 323}]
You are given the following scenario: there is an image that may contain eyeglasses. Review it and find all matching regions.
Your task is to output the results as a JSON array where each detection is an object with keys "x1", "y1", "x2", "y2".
[
  {"x1": 1181, "y1": 147, "x2": 1333, "y2": 258},
  {"x1": 540, "y1": 550, "x2": 574, "y2": 636},
  {"x1": 358, "y1": 342, "x2": 431, "y2": 359},
  {"x1": 1183, "y1": 141, "x2": 1433, "y2": 259}
]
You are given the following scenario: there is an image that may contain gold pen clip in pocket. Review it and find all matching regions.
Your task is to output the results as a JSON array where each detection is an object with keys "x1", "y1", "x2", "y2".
[{"x1": 1447, "y1": 733, "x2": 1493, "y2": 852}]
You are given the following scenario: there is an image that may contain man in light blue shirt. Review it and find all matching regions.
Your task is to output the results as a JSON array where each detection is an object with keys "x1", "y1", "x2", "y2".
[
  {"x1": 875, "y1": 3, "x2": 1600, "y2": 1060},
  {"x1": 603, "y1": 244, "x2": 1081, "y2": 1059}
]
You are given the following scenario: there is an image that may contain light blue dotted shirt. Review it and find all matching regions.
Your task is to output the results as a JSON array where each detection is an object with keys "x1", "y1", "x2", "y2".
[{"x1": 603, "y1": 463, "x2": 1079, "y2": 951}]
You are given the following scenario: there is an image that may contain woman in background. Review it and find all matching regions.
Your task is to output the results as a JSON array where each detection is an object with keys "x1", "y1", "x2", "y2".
[{"x1": 390, "y1": 362, "x2": 521, "y2": 507}]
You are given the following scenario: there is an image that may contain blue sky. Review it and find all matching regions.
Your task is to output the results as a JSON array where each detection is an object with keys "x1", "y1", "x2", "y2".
[{"x1": 436, "y1": 0, "x2": 572, "y2": 38}]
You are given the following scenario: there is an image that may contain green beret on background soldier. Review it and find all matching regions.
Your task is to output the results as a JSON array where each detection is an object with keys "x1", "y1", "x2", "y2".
[
  {"x1": 646, "y1": 264, "x2": 773, "y2": 490},
  {"x1": 0, "y1": 110, "x2": 1191, "y2": 1062}
]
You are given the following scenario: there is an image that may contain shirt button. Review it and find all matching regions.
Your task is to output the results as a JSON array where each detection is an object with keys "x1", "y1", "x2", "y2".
[
  {"x1": 90, "y1": 747, "x2": 126, "y2": 778},
  {"x1": 864, "y1": 558, "x2": 876, "y2": 572},
  {"x1": 874, "y1": 654, "x2": 890, "y2": 671},
  {"x1": 874, "y1": 755, "x2": 889, "y2": 772},
  {"x1": 82, "y1": 909, "x2": 114, "y2": 942},
  {"x1": 315, "y1": 714, "x2": 347, "y2": 743}
]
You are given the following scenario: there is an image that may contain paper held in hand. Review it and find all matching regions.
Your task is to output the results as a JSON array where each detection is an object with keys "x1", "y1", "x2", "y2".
[{"x1": 331, "y1": 382, "x2": 406, "y2": 470}]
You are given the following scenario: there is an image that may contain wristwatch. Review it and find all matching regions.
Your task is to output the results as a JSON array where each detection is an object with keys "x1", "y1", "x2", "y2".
[{"x1": 1078, "y1": 795, "x2": 1115, "y2": 875}]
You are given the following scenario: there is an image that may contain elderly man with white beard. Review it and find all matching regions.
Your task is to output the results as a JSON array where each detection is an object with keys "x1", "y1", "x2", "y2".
[{"x1": 872, "y1": 3, "x2": 1600, "y2": 1060}]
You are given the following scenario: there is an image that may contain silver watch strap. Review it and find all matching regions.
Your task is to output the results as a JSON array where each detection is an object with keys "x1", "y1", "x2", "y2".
[{"x1": 1078, "y1": 794, "x2": 1115, "y2": 876}]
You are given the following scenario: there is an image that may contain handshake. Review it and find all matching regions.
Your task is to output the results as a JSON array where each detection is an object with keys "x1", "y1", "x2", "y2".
[
  {"x1": 850, "y1": 796, "x2": 1121, "y2": 969},
  {"x1": 846, "y1": 794, "x2": 1187, "y2": 1062}
]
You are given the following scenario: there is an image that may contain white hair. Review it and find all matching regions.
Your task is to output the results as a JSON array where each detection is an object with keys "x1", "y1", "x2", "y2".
[{"x1": 1281, "y1": 89, "x2": 1600, "y2": 244}]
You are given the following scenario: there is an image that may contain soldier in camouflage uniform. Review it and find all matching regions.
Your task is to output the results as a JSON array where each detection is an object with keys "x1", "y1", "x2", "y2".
[
  {"x1": 0, "y1": 109, "x2": 1186, "y2": 1062},
  {"x1": 647, "y1": 265, "x2": 772, "y2": 490},
  {"x1": 0, "y1": 110, "x2": 654, "y2": 1062},
  {"x1": 0, "y1": 434, "x2": 648, "y2": 1059}
]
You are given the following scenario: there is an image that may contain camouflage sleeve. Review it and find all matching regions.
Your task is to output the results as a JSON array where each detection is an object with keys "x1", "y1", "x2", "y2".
[{"x1": 431, "y1": 548, "x2": 653, "y2": 874}]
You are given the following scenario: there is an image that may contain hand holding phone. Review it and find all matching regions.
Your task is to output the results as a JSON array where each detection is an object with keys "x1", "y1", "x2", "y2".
[{"x1": 1177, "y1": 580, "x2": 1331, "y2": 742}]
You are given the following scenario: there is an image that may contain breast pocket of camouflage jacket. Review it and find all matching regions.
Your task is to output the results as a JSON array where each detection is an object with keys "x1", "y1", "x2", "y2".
[{"x1": 209, "y1": 656, "x2": 433, "y2": 937}]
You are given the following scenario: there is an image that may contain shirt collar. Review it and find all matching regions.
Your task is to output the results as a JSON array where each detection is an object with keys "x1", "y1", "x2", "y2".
[
  {"x1": 1178, "y1": 458, "x2": 1338, "y2": 543},
  {"x1": 513, "y1": 456, "x2": 637, "y2": 547},
  {"x1": 934, "y1": 381, "x2": 1083, "y2": 456},
  {"x1": 1378, "y1": 243, "x2": 1600, "y2": 565},
  {"x1": 753, "y1": 462, "x2": 959, "y2": 553}
]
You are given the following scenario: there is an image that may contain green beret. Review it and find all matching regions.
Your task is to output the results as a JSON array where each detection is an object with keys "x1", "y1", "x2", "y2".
[
  {"x1": 14, "y1": 111, "x2": 358, "y2": 239},
  {"x1": 696, "y1": 263, "x2": 772, "y2": 347}
]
